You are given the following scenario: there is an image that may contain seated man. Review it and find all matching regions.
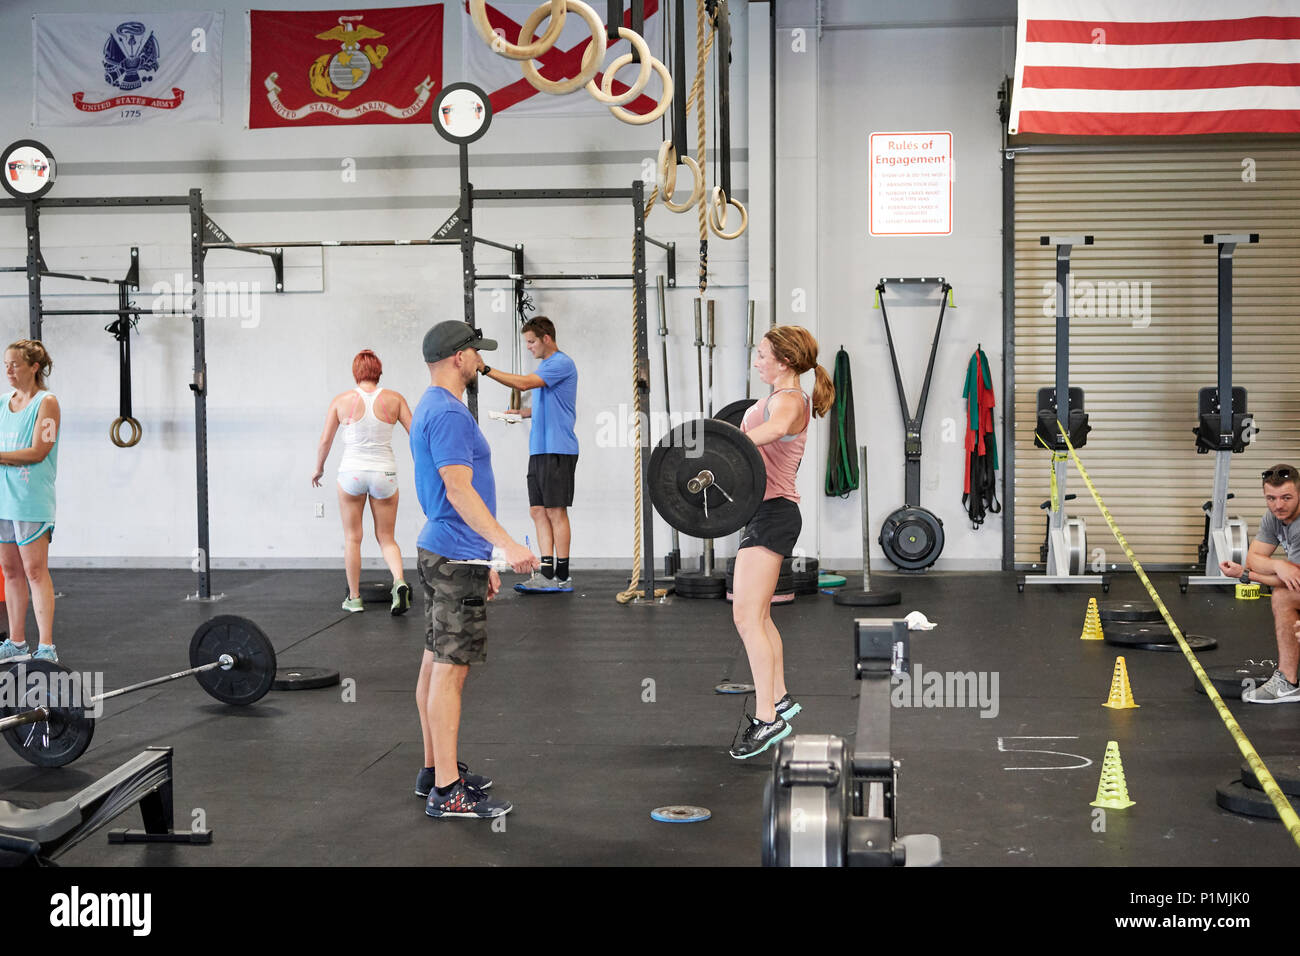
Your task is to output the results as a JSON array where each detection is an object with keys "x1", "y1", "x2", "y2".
[{"x1": 1220, "y1": 464, "x2": 1300, "y2": 703}]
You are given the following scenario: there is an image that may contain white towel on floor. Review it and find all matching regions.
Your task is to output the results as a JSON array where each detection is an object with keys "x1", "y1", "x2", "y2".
[{"x1": 904, "y1": 611, "x2": 937, "y2": 630}]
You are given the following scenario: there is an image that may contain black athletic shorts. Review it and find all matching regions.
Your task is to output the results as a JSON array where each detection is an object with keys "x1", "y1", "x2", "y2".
[
  {"x1": 527, "y1": 453, "x2": 578, "y2": 508},
  {"x1": 737, "y1": 497, "x2": 802, "y2": 557}
]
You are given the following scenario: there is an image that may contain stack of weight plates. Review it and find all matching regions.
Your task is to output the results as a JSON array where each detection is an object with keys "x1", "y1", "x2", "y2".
[
  {"x1": 1216, "y1": 755, "x2": 1300, "y2": 820},
  {"x1": 1099, "y1": 601, "x2": 1218, "y2": 652},
  {"x1": 725, "y1": 557, "x2": 797, "y2": 605},
  {"x1": 1193, "y1": 661, "x2": 1276, "y2": 698},
  {"x1": 674, "y1": 569, "x2": 727, "y2": 600}
]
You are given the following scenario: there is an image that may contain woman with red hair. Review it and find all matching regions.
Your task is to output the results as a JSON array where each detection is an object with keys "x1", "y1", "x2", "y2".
[
  {"x1": 313, "y1": 349, "x2": 414, "y2": 614},
  {"x1": 729, "y1": 326, "x2": 835, "y2": 759}
]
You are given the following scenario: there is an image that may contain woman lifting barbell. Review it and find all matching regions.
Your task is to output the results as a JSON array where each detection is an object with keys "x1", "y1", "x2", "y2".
[
  {"x1": 0, "y1": 340, "x2": 61, "y2": 664},
  {"x1": 729, "y1": 326, "x2": 834, "y2": 759},
  {"x1": 312, "y1": 350, "x2": 415, "y2": 615}
]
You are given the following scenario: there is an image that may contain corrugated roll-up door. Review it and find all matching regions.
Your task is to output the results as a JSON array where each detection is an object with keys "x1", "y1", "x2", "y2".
[{"x1": 1013, "y1": 143, "x2": 1300, "y2": 568}]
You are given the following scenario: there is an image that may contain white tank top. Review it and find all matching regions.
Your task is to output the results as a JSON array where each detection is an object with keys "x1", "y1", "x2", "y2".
[{"x1": 339, "y1": 387, "x2": 397, "y2": 471}]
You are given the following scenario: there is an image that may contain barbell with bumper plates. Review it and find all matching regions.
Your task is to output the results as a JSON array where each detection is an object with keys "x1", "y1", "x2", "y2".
[
  {"x1": 649, "y1": 418, "x2": 766, "y2": 539},
  {"x1": 0, "y1": 615, "x2": 276, "y2": 768}
]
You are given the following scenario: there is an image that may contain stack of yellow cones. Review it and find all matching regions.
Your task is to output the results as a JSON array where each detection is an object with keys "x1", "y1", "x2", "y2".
[
  {"x1": 1103, "y1": 656, "x2": 1139, "y2": 709},
  {"x1": 1090, "y1": 740, "x2": 1136, "y2": 809},
  {"x1": 1079, "y1": 597, "x2": 1104, "y2": 641}
]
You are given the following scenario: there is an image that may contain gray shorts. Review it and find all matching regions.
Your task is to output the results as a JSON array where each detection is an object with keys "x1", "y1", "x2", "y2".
[
  {"x1": 0, "y1": 520, "x2": 53, "y2": 546},
  {"x1": 417, "y1": 548, "x2": 489, "y2": 665}
]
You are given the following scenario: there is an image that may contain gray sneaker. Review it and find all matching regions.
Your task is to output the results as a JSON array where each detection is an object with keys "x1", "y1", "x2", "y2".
[{"x1": 1243, "y1": 669, "x2": 1300, "y2": 704}]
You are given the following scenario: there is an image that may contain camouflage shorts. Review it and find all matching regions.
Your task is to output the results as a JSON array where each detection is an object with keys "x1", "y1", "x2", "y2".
[{"x1": 417, "y1": 549, "x2": 489, "y2": 665}]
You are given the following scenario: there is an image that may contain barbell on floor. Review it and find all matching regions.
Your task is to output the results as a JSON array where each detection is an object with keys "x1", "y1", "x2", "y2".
[{"x1": 0, "y1": 615, "x2": 277, "y2": 768}]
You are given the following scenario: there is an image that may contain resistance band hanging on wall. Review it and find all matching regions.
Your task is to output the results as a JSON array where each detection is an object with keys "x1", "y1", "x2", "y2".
[
  {"x1": 824, "y1": 347, "x2": 858, "y2": 496},
  {"x1": 962, "y1": 344, "x2": 999, "y2": 529}
]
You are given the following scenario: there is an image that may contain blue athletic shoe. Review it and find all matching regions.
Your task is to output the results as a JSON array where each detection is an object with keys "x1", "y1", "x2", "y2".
[
  {"x1": 0, "y1": 639, "x2": 29, "y2": 662},
  {"x1": 775, "y1": 694, "x2": 801, "y2": 721},
  {"x1": 415, "y1": 762, "x2": 493, "y2": 797},
  {"x1": 32, "y1": 644, "x2": 57, "y2": 663},
  {"x1": 426, "y1": 780, "x2": 512, "y2": 819},
  {"x1": 514, "y1": 573, "x2": 573, "y2": 594}
]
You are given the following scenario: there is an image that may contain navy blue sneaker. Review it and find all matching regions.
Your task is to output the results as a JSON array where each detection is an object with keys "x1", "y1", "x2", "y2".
[
  {"x1": 426, "y1": 780, "x2": 512, "y2": 819},
  {"x1": 775, "y1": 694, "x2": 801, "y2": 721},
  {"x1": 415, "y1": 762, "x2": 493, "y2": 797}
]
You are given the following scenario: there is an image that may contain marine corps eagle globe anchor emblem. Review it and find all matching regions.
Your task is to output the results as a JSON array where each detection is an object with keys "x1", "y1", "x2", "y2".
[{"x1": 262, "y1": 14, "x2": 433, "y2": 122}]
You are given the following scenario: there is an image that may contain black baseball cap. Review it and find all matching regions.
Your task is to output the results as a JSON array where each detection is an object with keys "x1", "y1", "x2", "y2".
[{"x1": 422, "y1": 321, "x2": 498, "y2": 363}]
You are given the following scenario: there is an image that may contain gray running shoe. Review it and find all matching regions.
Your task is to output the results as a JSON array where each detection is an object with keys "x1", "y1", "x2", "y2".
[{"x1": 1243, "y1": 669, "x2": 1300, "y2": 704}]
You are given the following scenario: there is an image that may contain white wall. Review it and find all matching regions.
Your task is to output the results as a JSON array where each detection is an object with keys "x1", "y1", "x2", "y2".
[
  {"x1": 0, "y1": 0, "x2": 750, "y2": 569},
  {"x1": 764, "y1": 0, "x2": 1014, "y2": 570}
]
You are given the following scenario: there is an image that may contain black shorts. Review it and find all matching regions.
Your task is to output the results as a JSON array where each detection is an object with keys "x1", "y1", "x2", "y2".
[
  {"x1": 738, "y1": 497, "x2": 802, "y2": 557},
  {"x1": 527, "y1": 454, "x2": 577, "y2": 508}
]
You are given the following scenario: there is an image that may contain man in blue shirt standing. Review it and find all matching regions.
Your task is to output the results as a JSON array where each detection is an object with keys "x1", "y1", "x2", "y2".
[
  {"x1": 480, "y1": 316, "x2": 579, "y2": 592},
  {"x1": 411, "y1": 321, "x2": 538, "y2": 819}
]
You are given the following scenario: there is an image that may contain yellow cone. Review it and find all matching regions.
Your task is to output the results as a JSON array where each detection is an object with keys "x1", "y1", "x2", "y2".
[
  {"x1": 1103, "y1": 656, "x2": 1139, "y2": 709},
  {"x1": 1090, "y1": 740, "x2": 1136, "y2": 809},
  {"x1": 1080, "y1": 597, "x2": 1104, "y2": 641}
]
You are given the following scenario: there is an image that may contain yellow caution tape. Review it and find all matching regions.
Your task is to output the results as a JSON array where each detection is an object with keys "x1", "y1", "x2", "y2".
[{"x1": 1058, "y1": 424, "x2": 1300, "y2": 850}]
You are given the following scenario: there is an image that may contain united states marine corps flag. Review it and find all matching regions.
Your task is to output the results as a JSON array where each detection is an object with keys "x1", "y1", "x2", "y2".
[{"x1": 248, "y1": 5, "x2": 444, "y2": 129}]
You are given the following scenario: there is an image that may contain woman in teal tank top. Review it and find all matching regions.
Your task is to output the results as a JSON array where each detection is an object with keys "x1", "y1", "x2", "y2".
[{"x1": 0, "y1": 341, "x2": 61, "y2": 663}]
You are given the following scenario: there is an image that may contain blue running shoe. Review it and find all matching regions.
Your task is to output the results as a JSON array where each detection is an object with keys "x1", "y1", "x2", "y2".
[
  {"x1": 426, "y1": 780, "x2": 512, "y2": 819},
  {"x1": 415, "y1": 762, "x2": 493, "y2": 797}
]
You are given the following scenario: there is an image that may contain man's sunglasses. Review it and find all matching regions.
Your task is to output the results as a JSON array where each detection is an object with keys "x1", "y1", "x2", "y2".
[{"x1": 1262, "y1": 468, "x2": 1297, "y2": 482}]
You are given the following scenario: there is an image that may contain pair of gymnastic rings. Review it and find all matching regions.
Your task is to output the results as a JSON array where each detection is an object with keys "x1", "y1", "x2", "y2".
[{"x1": 468, "y1": 0, "x2": 746, "y2": 240}]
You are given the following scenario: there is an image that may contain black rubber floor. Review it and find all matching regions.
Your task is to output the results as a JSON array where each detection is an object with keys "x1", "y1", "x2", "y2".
[{"x1": 4, "y1": 568, "x2": 1299, "y2": 868}]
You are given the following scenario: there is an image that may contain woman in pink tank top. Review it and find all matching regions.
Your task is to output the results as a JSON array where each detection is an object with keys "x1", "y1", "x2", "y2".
[{"x1": 728, "y1": 326, "x2": 835, "y2": 760}]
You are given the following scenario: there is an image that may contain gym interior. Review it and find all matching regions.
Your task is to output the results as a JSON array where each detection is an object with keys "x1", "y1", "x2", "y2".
[{"x1": 0, "y1": 0, "x2": 1297, "y2": 916}]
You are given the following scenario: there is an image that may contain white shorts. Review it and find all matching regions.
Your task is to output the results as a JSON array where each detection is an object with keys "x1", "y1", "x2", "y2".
[
  {"x1": 337, "y1": 470, "x2": 398, "y2": 500},
  {"x1": 0, "y1": 520, "x2": 53, "y2": 546}
]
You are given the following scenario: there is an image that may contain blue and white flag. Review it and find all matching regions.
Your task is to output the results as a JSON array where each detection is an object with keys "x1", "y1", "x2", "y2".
[{"x1": 34, "y1": 12, "x2": 224, "y2": 126}]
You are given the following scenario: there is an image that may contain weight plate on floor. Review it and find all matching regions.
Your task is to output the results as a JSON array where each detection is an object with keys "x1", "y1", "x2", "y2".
[
  {"x1": 1098, "y1": 601, "x2": 1162, "y2": 624},
  {"x1": 714, "y1": 682, "x2": 754, "y2": 694},
  {"x1": 272, "y1": 666, "x2": 341, "y2": 692},
  {"x1": 1240, "y1": 755, "x2": 1300, "y2": 795},
  {"x1": 818, "y1": 573, "x2": 846, "y2": 588},
  {"x1": 649, "y1": 419, "x2": 766, "y2": 538},
  {"x1": 833, "y1": 589, "x2": 903, "y2": 607},
  {"x1": 1194, "y1": 662, "x2": 1276, "y2": 697},
  {"x1": 0, "y1": 660, "x2": 95, "y2": 768},
  {"x1": 359, "y1": 581, "x2": 391, "y2": 604},
  {"x1": 1131, "y1": 634, "x2": 1217, "y2": 653},
  {"x1": 651, "y1": 805, "x2": 712, "y2": 823},
  {"x1": 792, "y1": 571, "x2": 818, "y2": 594},
  {"x1": 726, "y1": 591, "x2": 796, "y2": 605},
  {"x1": 1104, "y1": 625, "x2": 1176, "y2": 646},
  {"x1": 189, "y1": 615, "x2": 278, "y2": 706},
  {"x1": 1216, "y1": 777, "x2": 1300, "y2": 820}
]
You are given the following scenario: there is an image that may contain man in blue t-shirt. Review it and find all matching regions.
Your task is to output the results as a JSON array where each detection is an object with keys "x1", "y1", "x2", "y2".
[
  {"x1": 411, "y1": 321, "x2": 538, "y2": 820},
  {"x1": 480, "y1": 316, "x2": 578, "y2": 592},
  {"x1": 1221, "y1": 464, "x2": 1300, "y2": 703}
]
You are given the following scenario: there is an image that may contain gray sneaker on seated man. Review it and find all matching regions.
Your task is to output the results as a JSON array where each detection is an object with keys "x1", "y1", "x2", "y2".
[{"x1": 1221, "y1": 464, "x2": 1300, "y2": 703}]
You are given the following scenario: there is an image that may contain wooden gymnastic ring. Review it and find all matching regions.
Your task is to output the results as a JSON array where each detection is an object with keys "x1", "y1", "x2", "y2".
[
  {"x1": 584, "y1": 27, "x2": 653, "y2": 106},
  {"x1": 110, "y1": 416, "x2": 142, "y2": 448},
  {"x1": 470, "y1": 0, "x2": 566, "y2": 61},
  {"x1": 520, "y1": 0, "x2": 606, "y2": 95},
  {"x1": 604, "y1": 54, "x2": 673, "y2": 125},
  {"x1": 658, "y1": 142, "x2": 704, "y2": 213},
  {"x1": 708, "y1": 187, "x2": 748, "y2": 240}
]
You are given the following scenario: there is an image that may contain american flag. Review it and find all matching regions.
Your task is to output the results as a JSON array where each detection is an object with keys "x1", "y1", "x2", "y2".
[{"x1": 1009, "y1": 1, "x2": 1300, "y2": 135}]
